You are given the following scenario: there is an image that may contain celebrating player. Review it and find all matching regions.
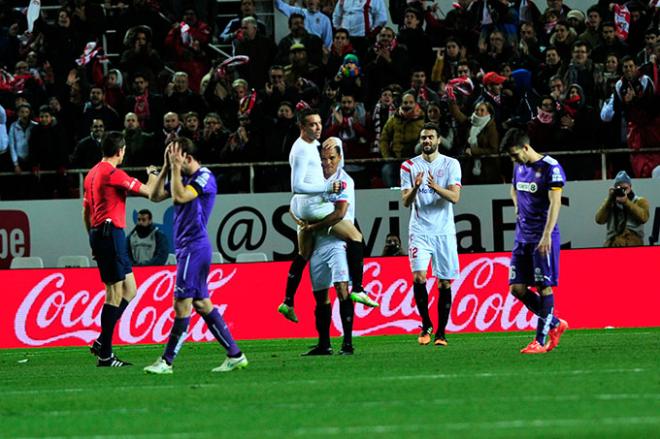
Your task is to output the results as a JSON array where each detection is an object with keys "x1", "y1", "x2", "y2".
[
  {"x1": 501, "y1": 128, "x2": 569, "y2": 354},
  {"x1": 144, "y1": 138, "x2": 247, "y2": 374},
  {"x1": 401, "y1": 123, "x2": 461, "y2": 346},
  {"x1": 294, "y1": 140, "x2": 358, "y2": 355},
  {"x1": 277, "y1": 107, "x2": 377, "y2": 324},
  {"x1": 84, "y1": 132, "x2": 158, "y2": 367}
]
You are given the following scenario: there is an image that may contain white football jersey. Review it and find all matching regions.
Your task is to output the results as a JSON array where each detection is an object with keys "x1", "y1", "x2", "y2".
[
  {"x1": 315, "y1": 168, "x2": 356, "y2": 252},
  {"x1": 289, "y1": 137, "x2": 325, "y2": 194},
  {"x1": 400, "y1": 154, "x2": 462, "y2": 236}
]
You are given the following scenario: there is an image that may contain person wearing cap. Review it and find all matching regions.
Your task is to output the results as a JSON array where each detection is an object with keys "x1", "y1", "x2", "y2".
[
  {"x1": 274, "y1": 0, "x2": 333, "y2": 49},
  {"x1": 566, "y1": 10, "x2": 586, "y2": 35},
  {"x1": 274, "y1": 12, "x2": 324, "y2": 66},
  {"x1": 595, "y1": 171, "x2": 649, "y2": 247},
  {"x1": 475, "y1": 71, "x2": 512, "y2": 133},
  {"x1": 284, "y1": 42, "x2": 323, "y2": 88}
]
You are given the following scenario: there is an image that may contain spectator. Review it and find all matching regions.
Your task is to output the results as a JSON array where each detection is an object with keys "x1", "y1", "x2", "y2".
[
  {"x1": 423, "y1": 101, "x2": 455, "y2": 157},
  {"x1": 595, "y1": 171, "x2": 649, "y2": 247},
  {"x1": 546, "y1": 0, "x2": 571, "y2": 18},
  {"x1": 371, "y1": 86, "x2": 397, "y2": 155},
  {"x1": 578, "y1": 6, "x2": 603, "y2": 50},
  {"x1": 433, "y1": 38, "x2": 465, "y2": 83},
  {"x1": 180, "y1": 111, "x2": 202, "y2": 142},
  {"x1": 261, "y1": 65, "x2": 298, "y2": 118},
  {"x1": 636, "y1": 28, "x2": 658, "y2": 66},
  {"x1": 219, "y1": 0, "x2": 267, "y2": 44},
  {"x1": 592, "y1": 22, "x2": 629, "y2": 63},
  {"x1": 475, "y1": 71, "x2": 513, "y2": 133},
  {"x1": 609, "y1": 57, "x2": 660, "y2": 177},
  {"x1": 327, "y1": 53, "x2": 365, "y2": 100},
  {"x1": 406, "y1": 68, "x2": 440, "y2": 109},
  {"x1": 528, "y1": 95, "x2": 561, "y2": 150},
  {"x1": 156, "y1": 112, "x2": 183, "y2": 151},
  {"x1": 123, "y1": 112, "x2": 155, "y2": 167},
  {"x1": 549, "y1": 20, "x2": 578, "y2": 62},
  {"x1": 363, "y1": 27, "x2": 410, "y2": 107},
  {"x1": 478, "y1": 30, "x2": 513, "y2": 73},
  {"x1": 125, "y1": 72, "x2": 165, "y2": 133},
  {"x1": 516, "y1": 22, "x2": 544, "y2": 70},
  {"x1": 379, "y1": 92, "x2": 425, "y2": 187},
  {"x1": 127, "y1": 209, "x2": 169, "y2": 266},
  {"x1": 322, "y1": 28, "x2": 355, "y2": 82},
  {"x1": 163, "y1": 71, "x2": 207, "y2": 116},
  {"x1": 163, "y1": 8, "x2": 212, "y2": 93},
  {"x1": 332, "y1": 0, "x2": 388, "y2": 56},
  {"x1": 70, "y1": 118, "x2": 104, "y2": 169},
  {"x1": 0, "y1": 104, "x2": 9, "y2": 175},
  {"x1": 234, "y1": 16, "x2": 277, "y2": 90},
  {"x1": 283, "y1": 43, "x2": 323, "y2": 88},
  {"x1": 81, "y1": 86, "x2": 121, "y2": 136},
  {"x1": 325, "y1": 92, "x2": 371, "y2": 160},
  {"x1": 27, "y1": 106, "x2": 69, "y2": 198},
  {"x1": 535, "y1": 46, "x2": 564, "y2": 94},
  {"x1": 274, "y1": 0, "x2": 333, "y2": 49},
  {"x1": 449, "y1": 100, "x2": 501, "y2": 184},
  {"x1": 119, "y1": 25, "x2": 164, "y2": 82},
  {"x1": 274, "y1": 13, "x2": 324, "y2": 67},
  {"x1": 198, "y1": 112, "x2": 230, "y2": 164},
  {"x1": 566, "y1": 10, "x2": 586, "y2": 35},
  {"x1": 549, "y1": 74, "x2": 567, "y2": 101},
  {"x1": 381, "y1": 233, "x2": 405, "y2": 256},
  {"x1": 564, "y1": 40, "x2": 599, "y2": 103},
  {"x1": 103, "y1": 69, "x2": 126, "y2": 117},
  {"x1": 8, "y1": 104, "x2": 37, "y2": 174},
  {"x1": 397, "y1": 7, "x2": 434, "y2": 75}
]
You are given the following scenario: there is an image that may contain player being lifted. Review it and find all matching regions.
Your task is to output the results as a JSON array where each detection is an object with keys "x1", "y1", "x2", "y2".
[
  {"x1": 501, "y1": 128, "x2": 568, "y2": 354},
  {"x1": 144, "y1": 138, "x2": 247, "y2": 373},
  {"x1": 277, "y1": 105, "x2": 378, "y2": 323},
  {"x1": 401, "y1": 123, "x2": 462, "y2": 346}
]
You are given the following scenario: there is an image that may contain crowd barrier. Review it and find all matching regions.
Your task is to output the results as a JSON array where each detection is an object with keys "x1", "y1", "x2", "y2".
[{"x1": 1, "y1": 247, "x2": 658, "y2": 349}]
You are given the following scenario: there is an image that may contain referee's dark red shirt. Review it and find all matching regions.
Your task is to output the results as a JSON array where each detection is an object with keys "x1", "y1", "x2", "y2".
[{"x1": 83, "y1": 161, "x2": 143, "y2": 229}]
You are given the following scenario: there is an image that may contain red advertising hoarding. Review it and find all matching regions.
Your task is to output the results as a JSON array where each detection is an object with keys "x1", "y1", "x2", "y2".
[{"x1": 1, "y1": 247, "x2": 658, "y2": 349}]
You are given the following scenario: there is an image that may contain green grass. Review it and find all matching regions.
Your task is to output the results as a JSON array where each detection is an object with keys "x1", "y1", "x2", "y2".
[{"x1": 1, "y1": 328, "x2": 659, "y2": 438}]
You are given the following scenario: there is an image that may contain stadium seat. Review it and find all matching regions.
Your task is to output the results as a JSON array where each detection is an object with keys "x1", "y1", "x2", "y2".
[
  {"x1": 166, "y1": 254, "x2": 177, "y2": 265},
  {"x1": 10, "y1": 256, "x2": 44, "y2": 269},
  {"x1": 57, "y1": 255, "x2": 90, "y2": 268},
  {"x1": 211, "y1": 252, "x2": 224, "y2": 264},
  {"x1": 235, "y1": 252, "x2": 268, "y2": 263}
]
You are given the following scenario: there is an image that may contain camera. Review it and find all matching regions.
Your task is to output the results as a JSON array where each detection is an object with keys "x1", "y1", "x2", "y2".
[
  {"x1": 384, "y1": 239, "x2": 401, "y2": 256},
  {"x1": 613, "y1": 186, "x2": 626, "y2": 197}
]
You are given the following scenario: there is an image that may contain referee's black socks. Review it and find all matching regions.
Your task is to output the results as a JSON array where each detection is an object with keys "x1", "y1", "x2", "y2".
[{"x1": 97, "y1": 298, "x2": 129, "y2": 358}]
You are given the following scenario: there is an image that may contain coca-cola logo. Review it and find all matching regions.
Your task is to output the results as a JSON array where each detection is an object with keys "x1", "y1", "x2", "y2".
[
  {"x1": 14, "y1": 268, "x2": 238, "y2": 346},
  {"x1": 332, "y1": 257, "x2": 535, "y2": 335}
]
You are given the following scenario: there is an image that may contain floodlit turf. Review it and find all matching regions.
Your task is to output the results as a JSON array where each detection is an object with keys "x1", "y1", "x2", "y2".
[{"x1": 1, "y1": 328, "x2": 659, "y2": 438}]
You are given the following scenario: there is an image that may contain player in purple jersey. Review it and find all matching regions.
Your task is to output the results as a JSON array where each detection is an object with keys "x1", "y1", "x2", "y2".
[
  {"x1": 502, "y1": 129, "x2": 569, "y2": 354},
  {"x1": 143, "y1": 138, "x2": 247, "y2": 373}
]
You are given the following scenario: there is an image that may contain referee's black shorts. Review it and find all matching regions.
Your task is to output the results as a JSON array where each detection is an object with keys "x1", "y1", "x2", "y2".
[{"x1": 89, "y1": 223, "x2": 132, "y2": 284}]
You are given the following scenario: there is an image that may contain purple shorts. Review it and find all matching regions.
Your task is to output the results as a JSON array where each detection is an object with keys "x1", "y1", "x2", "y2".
[
  {"x1": 175, "y1": 243, "x2": 211, "y2": 300},
  {"x1": 509, "y1": 239, "x2": 560, "y2": 287}
]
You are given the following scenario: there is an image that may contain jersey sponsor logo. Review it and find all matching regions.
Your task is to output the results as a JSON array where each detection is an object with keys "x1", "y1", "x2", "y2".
[
  {"x1": 551, "y1": 167, "x2": 564, "y2": 183},
  {"x1": 195, "y1": 171, "x2": 210, "y2": 188},
  {"x1": 516, "y1": 182, "x2": 538, "y2": 193}
]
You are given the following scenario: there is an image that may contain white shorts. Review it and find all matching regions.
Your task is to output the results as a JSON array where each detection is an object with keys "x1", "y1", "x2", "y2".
[
  {"x1": 309, "y1": 239, "x2": 349, "y2": 291},
  {"x1": 408, "y1": 233, "x2": 460, "y2": 280},
  {"x1": 290, "y1": 194, "x2": 335, "y2": 222}
]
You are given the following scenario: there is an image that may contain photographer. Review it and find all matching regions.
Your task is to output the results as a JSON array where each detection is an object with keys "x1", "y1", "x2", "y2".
[
  {"x1": 595, "y1": 171, "x2": 650, "y2": 247},
  {"x1": 381, "y1": 233, "x2": 405, "y2": 256}
]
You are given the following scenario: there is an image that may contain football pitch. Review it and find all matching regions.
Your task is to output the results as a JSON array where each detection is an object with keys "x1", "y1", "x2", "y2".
[{"x1": 1, "y1": 328, "x2": 659, "y2": 438}]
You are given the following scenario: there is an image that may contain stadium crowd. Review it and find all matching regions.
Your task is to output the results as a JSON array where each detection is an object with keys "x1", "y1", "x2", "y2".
[{"x1": 0, "y1": 0, "x2": 659, "y2": 199}]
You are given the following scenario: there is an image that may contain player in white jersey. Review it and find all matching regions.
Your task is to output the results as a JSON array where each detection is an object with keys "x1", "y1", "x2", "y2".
[
  {"x1": 299, "y1": 143, "x2": 361, "y2": 356},
  {"x1": 278, "y1": 107, "x2": 376, "y2": 323},
  {"x1": 401, "y1": 123, "x2": 462, "y2": 347}
]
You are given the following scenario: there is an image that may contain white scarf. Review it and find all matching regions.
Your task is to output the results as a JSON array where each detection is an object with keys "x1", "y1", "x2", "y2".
[{"x1": 468, "y1": 113, "x2": 490, "y2": 147}]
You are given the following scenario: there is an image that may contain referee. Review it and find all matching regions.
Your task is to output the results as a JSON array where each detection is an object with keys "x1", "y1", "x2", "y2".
[{"x1": 83, "y1": 132, "x2": 158, "y2": 367}]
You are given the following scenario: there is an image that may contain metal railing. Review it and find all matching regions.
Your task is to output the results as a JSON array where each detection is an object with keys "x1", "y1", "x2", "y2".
[{"x1": 2, "y1": 147, "x2": 658, "y2": 200}]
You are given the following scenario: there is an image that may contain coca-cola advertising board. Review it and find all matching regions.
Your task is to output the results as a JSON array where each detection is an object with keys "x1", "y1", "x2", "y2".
[{"x1": 1, "y1": 247, "x2": 658, "y2": 349}]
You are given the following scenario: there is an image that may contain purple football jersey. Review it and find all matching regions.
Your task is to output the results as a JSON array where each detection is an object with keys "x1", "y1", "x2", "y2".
[
  {"x1": 169, "y1": 167, "x2": 217, "y2": 249},
  {"x1": 512, "y1": 155, "x2": 565, "y2": 243}
]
